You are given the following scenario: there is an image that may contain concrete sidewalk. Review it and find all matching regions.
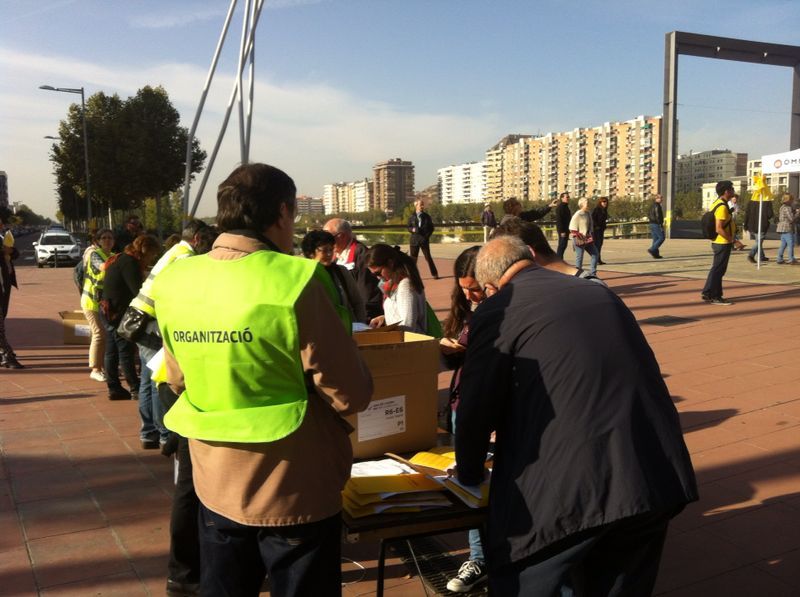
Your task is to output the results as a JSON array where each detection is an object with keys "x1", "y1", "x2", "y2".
[{"x1": 1, "y1": 238, "x2": 800, "y2": 596}]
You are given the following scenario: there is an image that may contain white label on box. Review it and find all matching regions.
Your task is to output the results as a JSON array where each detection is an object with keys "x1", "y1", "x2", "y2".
[
  {"x1": 74, "y1": 324, "x2": 91, "y2": 337},
  {"x1": 357, "y1": 395, "x2": 406, "y2": 442}
]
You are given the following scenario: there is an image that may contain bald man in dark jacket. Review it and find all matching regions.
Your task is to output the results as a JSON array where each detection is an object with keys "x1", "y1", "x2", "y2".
[{"x1": 456, "y1": 237, "x2": 697, "y2": 596}]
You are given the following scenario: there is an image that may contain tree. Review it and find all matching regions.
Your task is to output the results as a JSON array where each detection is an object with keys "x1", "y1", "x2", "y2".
[{"x1": 49, "y1": 86, "x2": 206, "y2": 230}]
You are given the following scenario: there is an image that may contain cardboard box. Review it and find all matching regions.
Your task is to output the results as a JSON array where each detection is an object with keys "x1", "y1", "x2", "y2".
[
  {"x1": 59, "y1": 310, "x2": 92, "y2": 345},
  {"x1": 346, "y1": 330, "x2": 440, "y2": 459}
]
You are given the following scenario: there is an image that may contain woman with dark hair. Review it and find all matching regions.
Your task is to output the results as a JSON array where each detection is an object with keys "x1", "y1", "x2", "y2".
[
  {"x1": 80, "y1": 228, "x2": 115, "y2": 382},
  {"x1": 101, "y1": 234, "x2": 161, "y2": 402},
  {"x1": 301, "y1": 230, "x2": 367, "y2": 324},
  {"x1": 365, "y1": 244, "x2": 427, "y2": 333},
  {"x1": 441, "y1": 245, "x2": 488, "y2": 592}
]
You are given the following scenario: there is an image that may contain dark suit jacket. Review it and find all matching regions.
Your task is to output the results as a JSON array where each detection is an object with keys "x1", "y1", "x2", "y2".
[
  {"x1": 456, "y1": 266, "x2": 698, "y2": 570},
  {"x1": 407, "y1": 211, "x2": 434, "y2": 246},
  {"x1": 744, "y1": 200, "x2": 774, "y2": 234}
]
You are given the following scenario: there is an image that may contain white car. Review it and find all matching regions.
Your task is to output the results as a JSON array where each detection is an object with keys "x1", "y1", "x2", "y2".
[{"x1": 33, "y1": 231, "x2": 81, "y2": 268}]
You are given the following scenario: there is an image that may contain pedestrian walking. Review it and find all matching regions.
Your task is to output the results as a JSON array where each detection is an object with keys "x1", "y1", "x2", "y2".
[{"x1": 647, "y1": 194, "x2": 665, "y2": 259}]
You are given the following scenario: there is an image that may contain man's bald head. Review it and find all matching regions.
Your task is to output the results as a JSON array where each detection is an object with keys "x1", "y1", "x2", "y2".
[
  {"x1": 476, "y1": 236, "x2": 532, "y2": 289},
  {"x1": 322, "y1": 218, "x2": 352, "y2": 251}
]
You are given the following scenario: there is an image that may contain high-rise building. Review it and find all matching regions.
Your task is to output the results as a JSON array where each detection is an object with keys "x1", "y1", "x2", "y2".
[
  {"x1": 485, "y1": 135, "x2": 533, "y2": 203},
  {"x1": 437, "y1": 161, "x2": 486, "y2": 205},
  {"x1": 676, "y1": 150, "x2": 748, "y2": 193},
  {"x1": 322, "y1": 183, "x2": 347, "y2": 215},
  {"x1": 322, "y1": 179, "x2": 373, "y2": 215},
  {"x1": 296, "y1": 195, "x2": 324, "y2": 216},
  {"x1": 747, "y1": 159, "x2": 790, "y2": 194},
  {"x1": 485, "y1": 116, "x2": 661, "y2": 202},
  {"x1": 373, "y1": 158, "x2": 415, "y2": 216},
  {"x1": 352, "y1": 179, "x2": 374, "y2": 213},
  {"x1": 0, "y1": 171, "x2": 8, "y2": 209}
]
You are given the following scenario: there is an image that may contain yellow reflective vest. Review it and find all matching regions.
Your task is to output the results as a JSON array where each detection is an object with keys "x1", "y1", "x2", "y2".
[{"x1": 151, "y1": 249, "x2": 346, "y2": 443}]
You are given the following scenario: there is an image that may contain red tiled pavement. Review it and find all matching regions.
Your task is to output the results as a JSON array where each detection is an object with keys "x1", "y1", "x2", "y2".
[{"x1": 1, "y1": 238, "x2": 799, "y2": 595}]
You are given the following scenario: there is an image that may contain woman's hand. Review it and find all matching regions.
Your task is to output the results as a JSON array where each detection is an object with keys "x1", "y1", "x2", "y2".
[
  {"x1": 369, "y1": 315, "x2": 386, "y2": 329},
  {"x1": 439, "y1": 337, "x2": 466, "y2": 355}
]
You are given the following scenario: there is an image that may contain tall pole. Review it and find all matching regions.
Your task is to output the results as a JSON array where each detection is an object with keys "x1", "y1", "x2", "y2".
[{"x1": 79, "y1": 87, "x2": 93, "y2": 227}]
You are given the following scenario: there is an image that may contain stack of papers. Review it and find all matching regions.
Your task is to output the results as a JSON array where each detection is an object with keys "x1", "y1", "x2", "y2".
[{"x1": 342, "y1": 458, "x2": 450, "y2": 518}]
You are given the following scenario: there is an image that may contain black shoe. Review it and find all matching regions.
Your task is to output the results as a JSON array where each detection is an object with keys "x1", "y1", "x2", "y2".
[
  {"x1": 1, "y1": 354, "x2": 24, "y2": 369},
  {"x1": 108, "y1": 387, "x2": 132, "y2": 401},
  {"x1": 654, "y1": 254, "x2": 663, "y2": 259},
  {"x1": 701, "y1": 294, "x2": 713, "y2": 302},
  {"x1": 160, "y1": 433, "x2": 179, "y2": 457},
  {"x1": 166, "y1": 579, "x2": 200, "y2": 597},
  {"x1": 141, "y1": 438, "x2": 160, "y2": 450},
  {"x1": 709, "y1": 297, "x2": 733, "y2": 306},
  {"x1": 598, "y1": 260, "x2": 606, "y2": 265},
  {"x1": 747, "y1": 255, "x2": 756, "y2": 264}
]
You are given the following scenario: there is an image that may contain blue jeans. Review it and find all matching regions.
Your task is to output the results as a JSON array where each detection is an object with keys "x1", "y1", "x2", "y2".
[
  {"x1": 137, "y1": 343, "x2": 168, "y2": 442},
  {"x1": 649, "y1": 224, "x2": 665, "y2": 255},
  {"x1": 199, "y1": 505, "x2": 342, "y2": 597},
  {"x1": 777, "y1": 232, "x2": 795, "y2": 262},
  {"x1": 574, "y1": 240, "x2": 598, "y2": 275},
  {"x1": 748, "y1": 231, "x2": 767, "y2": 259},
  {"x1": 451, "y1": 410, "x2": 485, "y2": 564}
]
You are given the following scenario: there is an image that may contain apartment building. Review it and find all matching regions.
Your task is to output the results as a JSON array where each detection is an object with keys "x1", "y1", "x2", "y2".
[
  {"x1": 437, "y1": 161, "x2": 486, "y2": 205},
  {"x1": 485, "y1": 116, "x2": 661, "y2": 202},
  {"x1": 373, "y1": 158, "x2": 414, "y2": 216},
  {"x1": 296, "y1": 195, "x2": 324, "y2": 216},
  {"x1": 322, "y1": 179, "x2": 374, "y2": 215},
  {"x1": 485, "y1": 135, "x2": 533, "y2": 203},
  {"x1": 676, "y1": 150, "x2": 748, "y2": 193},
  {"x1": 747, "y1": 159, "x2": 790, "y2": 194}
]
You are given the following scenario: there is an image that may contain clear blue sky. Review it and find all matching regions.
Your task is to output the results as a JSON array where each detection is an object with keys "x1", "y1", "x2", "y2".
[{"x1": 1, "y1": 0, "x2": 798, "y2": 218}]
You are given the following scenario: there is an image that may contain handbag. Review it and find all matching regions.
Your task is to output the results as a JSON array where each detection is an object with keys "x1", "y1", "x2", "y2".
[{"x1": 116, "y1": 305, "x2": 152, "y2": 343}]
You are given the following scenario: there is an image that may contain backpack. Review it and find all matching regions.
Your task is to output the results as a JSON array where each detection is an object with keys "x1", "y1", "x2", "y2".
[
  {"x1": 73, "y1": 257, "x2": 85, "y2": 295},
  {"x1": 701, "y1": 200, "x2": 728, "y2": 240}
]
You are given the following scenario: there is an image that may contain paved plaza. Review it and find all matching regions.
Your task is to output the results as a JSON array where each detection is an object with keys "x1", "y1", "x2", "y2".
[{"x1": 2, "y1": 237, "x2": 800, "y2": 596}]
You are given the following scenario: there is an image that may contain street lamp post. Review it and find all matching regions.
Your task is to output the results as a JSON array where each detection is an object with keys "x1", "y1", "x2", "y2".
[{"x1": 39, "y1": 85, "x2": 92, "y2": 227}]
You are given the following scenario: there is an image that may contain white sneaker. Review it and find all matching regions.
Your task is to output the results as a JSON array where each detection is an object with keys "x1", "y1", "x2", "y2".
[
  {"x1": 446, "y1": 560, "x2": 487, "y2": 593},
  {"x1": 90, "y1": 370, "x2": 107, "y2": 382}
]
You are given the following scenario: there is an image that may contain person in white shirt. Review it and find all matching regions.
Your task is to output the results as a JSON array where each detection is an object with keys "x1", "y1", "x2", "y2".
[{"x1": 365, "y1": 244, "x2": 427, "y2": 334}]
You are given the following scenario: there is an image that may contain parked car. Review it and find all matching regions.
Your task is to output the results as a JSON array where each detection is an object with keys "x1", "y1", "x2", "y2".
[{"x1": 33, "y1": 230, "x2": 81, "y2": 268}]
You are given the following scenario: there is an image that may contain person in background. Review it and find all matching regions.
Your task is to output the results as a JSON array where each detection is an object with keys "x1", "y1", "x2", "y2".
[
  {"x1": 569, "y1": 198, "x2": 598, "y2": 276},
  {"x1": 493, "y1": 218, "x2": 605, "y2": 285},
  {"x1": 701, "y1": 180, "x2": 743, "y2": 305},
  {"x1": 481, "y1": 204, "x2": 497, "y2": 243},
  {"x1": 101, "y1": 234, "x2": 161, "y2": 401},
  {"x1": 151, "y1": 162, "x2": 372, "y2": 597},
  {"x1": 500, "y1": 196, "x2": 559, "y2": 226},
  {"x1": 0, "y1": 208, "x2": 21, "y2": 369},
  {"x1": 554, "y1": 192, "x2": 572, "y2": 259},
  {"x1": 80, "y1": 228, "x2": 115, "y2": 382},
  {"x1": 407, "y1": 200, "x2": 439, "y2": 279},
  {"x1": 301, "y1": 229, "x2": 367, "y2": 324},
  {"x1": 323, "y1": 218, "x2": 383, "y2": 320},
  {"x1": 440, "y1": 246, "x2": 488, "y2": 593},
  {"x1": 114, "y1": 214, "x2": 144, "y2": 253},
  {"x1": 775, "y1": 193, "x2": 798, "y2": 265},
  {"x1": 591, "y1": 196, "x2": 609, "y2": 265},
  {"x1": 728, "y1": 194, "x2": 743, "y2": 249},
  {"x1": 647, "y1": 193, "x2": 665, "y2": 259},
  {"x1": 745, "y1": 192, "x2": 774, "y2": 264},
  {"x1": 366, "y1": 244, "x2": 428, "y2": 333},
  {"x1": 457, "y1": 236, "x2": 697, "y2": 595}
]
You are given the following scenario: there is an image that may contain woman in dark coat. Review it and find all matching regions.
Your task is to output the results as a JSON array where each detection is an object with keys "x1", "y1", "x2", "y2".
[
  {"x1": 590, "y1": 196, "x2": 609, "y2": 265},
  {"x1": 101, "y1": 234, "x2": 161, "y2": 400}
]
